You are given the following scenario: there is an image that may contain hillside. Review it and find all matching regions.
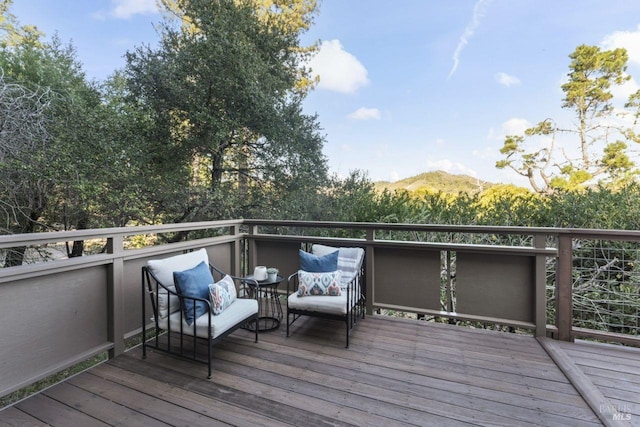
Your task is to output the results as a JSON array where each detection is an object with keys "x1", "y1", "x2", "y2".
[{"x1": 374, "y1": 171, "x2": 495, "y2": 194}]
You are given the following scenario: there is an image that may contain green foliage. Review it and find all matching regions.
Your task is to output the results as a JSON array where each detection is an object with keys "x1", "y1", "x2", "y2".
[
  {"x1": 544, "y1": 183, "x2": 640, "y2": 229},
  {"x1": 0, "y1": 0, "x2": 43, "y2": 48},
  {"x1": 125, "y1": 0, "x2": 327, "y2": 225},
  {"x1": 497, "y1": 44, "x2": 640, "y2": 193},
  {"x1": 474, "y1": 185, "x2": 542, "y2": 226}
]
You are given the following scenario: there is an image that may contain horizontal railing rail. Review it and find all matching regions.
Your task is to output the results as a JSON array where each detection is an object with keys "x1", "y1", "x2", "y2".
[{"x1": 1, "y1": 219, "x2": 639, "y2": 399}]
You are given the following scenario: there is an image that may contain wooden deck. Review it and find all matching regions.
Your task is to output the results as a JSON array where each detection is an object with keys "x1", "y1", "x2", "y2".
[{"x1": 1, "y1": 315, "x2": 639, "y2": 426}]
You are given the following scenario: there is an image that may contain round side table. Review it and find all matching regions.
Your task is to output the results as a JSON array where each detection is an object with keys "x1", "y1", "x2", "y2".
[{"x1": 243, "y1": 274, "x2": 284, "y2": 332}]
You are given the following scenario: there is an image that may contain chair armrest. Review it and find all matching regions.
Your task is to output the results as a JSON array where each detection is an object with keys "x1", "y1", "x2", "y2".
[
  {"x1": 342, "y1": 270, "x2": 366, "y2": 304},
  {"x1": 287, "y1": 272, "x2": 299, "y2": 295},
  {"x1": 208, "y1": 263, "x2": 259, "y2": 301}
]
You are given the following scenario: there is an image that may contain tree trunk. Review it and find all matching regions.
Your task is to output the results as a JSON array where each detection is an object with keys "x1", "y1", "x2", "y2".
[
  {"x1": 4, "y1": 246, "x2": 27, "y2": 267},
  {"x1": 3, "y1": 209, "x2": 41, "y2": 267},
  {"x1": 211, "y1": 151, "x2": 223, "y2": 190},
  {"x1": 68, "y1": 214, "x2": 88, "y2": 257}
]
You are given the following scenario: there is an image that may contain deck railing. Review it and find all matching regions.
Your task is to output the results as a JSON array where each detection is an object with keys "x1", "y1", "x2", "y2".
[{"x1": 1, "y1": 219, "x2": 639, "y2": 398}]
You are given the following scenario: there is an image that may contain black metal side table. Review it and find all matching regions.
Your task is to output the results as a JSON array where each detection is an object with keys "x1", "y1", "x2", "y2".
[{"x1": 243, "y1": 274, "x2": 284, "y2": 332}]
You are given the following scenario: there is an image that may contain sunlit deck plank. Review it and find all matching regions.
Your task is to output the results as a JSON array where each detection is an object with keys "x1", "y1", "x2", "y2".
[
  {"x1": 1, "y1": 315, "x2": 622, "y2": 426},
  {"x1": 13, "y1": 393, "x2": 110, "y2": 427},
  {"x1": 556, "y1": 340, "x2": 640, "y2": 421},
  {"x1": 281, "y1": 315, "x2": 600, "y2": 426}
]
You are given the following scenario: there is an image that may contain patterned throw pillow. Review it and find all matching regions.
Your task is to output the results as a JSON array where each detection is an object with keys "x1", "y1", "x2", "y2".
[
  {"x1": 209, "y1": 275, "x2": 237, "y2": 315},
  {"x1": 297, "y1": 270, "x2": 342, "y2": 296}
]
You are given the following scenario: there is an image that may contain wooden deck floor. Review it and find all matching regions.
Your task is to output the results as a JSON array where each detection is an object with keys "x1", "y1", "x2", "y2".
[{"x1": 1, "y1": 315, "x2": 639, "y2": 426}]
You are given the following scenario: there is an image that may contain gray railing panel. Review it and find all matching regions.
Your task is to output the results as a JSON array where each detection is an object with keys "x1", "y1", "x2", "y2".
[
  {"x1": 456, "y1": 252, "x2": 535, "y2": 323},
  {"x1": 0, "y1": 266, "x2": 109, "y2": 396},
  {"x1": 252, "y1": 240, "x2": 301, "y2": 280},
  {"x1": 206, "y1": 243, "x2": 234, "y2": 274},
  {"x1": 123, "y1": 257, "x2": 148, "y2": 336},
  {"x1": 373, "y1": 247, "x2": 441, "y2": 311}
]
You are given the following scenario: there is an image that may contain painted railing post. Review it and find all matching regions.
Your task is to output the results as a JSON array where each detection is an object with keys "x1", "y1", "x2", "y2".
[
  {"x1": 231, "y1": 224, "x2": 241, "y2": 276},
  {"x1": 534, "y1": 234, "x2": 547, "y2": 337},
  {"x1": 556, "y1": 234, "x2": 573, "y2": 341},
  {"x1": 247, "y1": 224, "x2": 259, "y2": 276},
  {"x1": 365, "y1": 228, "x2": 375, "y2": 315},
  {"x1": 106, "y1": 235, "x2": 125, "y2": 358}
]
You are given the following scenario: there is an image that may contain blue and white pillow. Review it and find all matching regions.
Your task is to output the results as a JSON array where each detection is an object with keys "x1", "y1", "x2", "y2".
[
  {"x1": 297, "y1": 270, "x2": 342, "y2": 296},
  {"x1": 209, "y1": 275, "x2": 237, "y2": 315}
]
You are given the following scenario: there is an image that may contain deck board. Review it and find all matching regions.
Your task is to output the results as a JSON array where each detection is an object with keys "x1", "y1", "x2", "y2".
[
  {"x1": 555, "y1": 339, "x2": 640, "y2": 421},
  {"x1": 2, "y1": 314, "x2": 631, "y2": 426}
]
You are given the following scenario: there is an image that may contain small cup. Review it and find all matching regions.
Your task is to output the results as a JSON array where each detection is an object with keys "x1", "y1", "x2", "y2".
[
  {"x1": 253, "y1": 266, "x2": 267, "y2": 281},
  {"x1": 267, "y1": 268, "x2": 279, "y2": 282}
]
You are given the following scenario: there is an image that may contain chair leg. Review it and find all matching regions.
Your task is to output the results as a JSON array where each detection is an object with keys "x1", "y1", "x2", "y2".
[
  {"x1": 286, "y1": 311, "x2": 290, "y2": 337},
  {"x1": 345, "y1": 318, "x2": 349, "y2": 348},
  {"x1": 255, "y1": 315, "x2": 259, "y2": 343},
  {"x1": 207, "y1": 345, "x2": 212, "y2": 379}
]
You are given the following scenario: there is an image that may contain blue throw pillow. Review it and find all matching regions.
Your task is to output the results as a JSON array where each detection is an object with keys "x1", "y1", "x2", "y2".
[
  {"x1": 173, "y1": 261, "x2": 213, "y2": 325},
  {"x1": 299, "y1": 249, "x2": 338, "y2": 272}
]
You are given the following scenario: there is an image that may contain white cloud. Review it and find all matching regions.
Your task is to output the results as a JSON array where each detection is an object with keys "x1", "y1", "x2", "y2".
[
  {"x1": 309, "y1": 40, "x2": 369, "y2": 94},
  {"x1": 501, "y1": 118, "x2": 531, "y2": 136},
  {"x1": 601, "y1": 24, "x2": 640, "y2": 66},
  {"x1": 601, "y1": 25, "x2": 640, "y2": 102},
  {"x1": 611, "y1": 75, "x2": 640, "y2": 101},
  {"x1": 495, "y1": 72, "x2": 521, "y2": 87},
  {"x1": 487, "y1": 118, "x2": 531, "y2": 141},
  {"x1": 472, "y1": 146, "x2": 495, "y2": 160},
  {"x1": 447, "y1": 0, "x2": 493, "y2": 79},
  {"x1": 427, "y1": 159, "x2": 477, "y2": 177},
  {"x1": 107, "y1": 0, "x2": 158, "y2": 19},
  {"x1": 348, "y1": 107, "x2": 381, "y2": 120},
  {"x1": 389, "y1": 171, "x2": 401, "y2": 182}
]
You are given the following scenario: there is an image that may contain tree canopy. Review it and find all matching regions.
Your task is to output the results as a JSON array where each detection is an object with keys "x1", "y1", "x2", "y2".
[
  {"x1": 497, "y1": 44, "x2": 640, "y2": 193},
  {"x1": 0, "y1": 0, "x2": 328, "y2": 259},
  {"x1": 124, "y1": 0, "x2": 327, "y2": 224}
]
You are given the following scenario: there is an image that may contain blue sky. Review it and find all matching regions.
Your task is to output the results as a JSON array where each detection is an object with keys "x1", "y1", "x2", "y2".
[{"x1": 11, "y1": 0, "x2": 640, "y2": 185}]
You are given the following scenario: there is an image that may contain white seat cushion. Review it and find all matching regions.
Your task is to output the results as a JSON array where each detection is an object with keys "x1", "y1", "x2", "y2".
[
  {"x1": 158, "y1": 298, "x2": 258, "y2": 339},
  {"x1": 288, "y1": 292, "x2": 350, "y2": 315}
]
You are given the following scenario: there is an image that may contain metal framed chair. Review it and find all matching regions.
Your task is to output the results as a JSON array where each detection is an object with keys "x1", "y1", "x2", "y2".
[
  {"x1": 286, "y1": 244, "x2": 365, "y2": 348},
  {"x1": 142, "y1": 248, "x2": 258, "y2": 378}
]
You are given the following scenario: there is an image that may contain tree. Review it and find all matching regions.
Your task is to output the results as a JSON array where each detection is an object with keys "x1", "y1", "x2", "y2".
[
  {"x1": 497, "y1": 45, "x2": 638, "y2": 193},
  {"x1": 125, "y1": 0, "x2": 327, "y2": 223},
  {"x1": 0, "y1": 2, "x2": 155, "y2": 262},
  {"x1": 0, "y1": 73, "x2": 54, "y2": 266},
  {"x1": 158, "y1": 0, "x2": 319, "y2": 94},
  {"x1": 0, "y1": 0, "x2": 43, "y2": 48}
]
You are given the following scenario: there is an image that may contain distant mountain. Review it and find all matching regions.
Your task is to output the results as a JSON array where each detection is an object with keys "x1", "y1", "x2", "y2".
[{"x1": 374, "y1": 171, "x2": 495, "y2": 194}]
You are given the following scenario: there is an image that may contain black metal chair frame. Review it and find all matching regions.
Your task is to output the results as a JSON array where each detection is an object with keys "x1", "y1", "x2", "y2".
[
  {"x1": 142, "y1": 263, "x2": 258, "y2": 379},
  {"x1": 286, "y1": 263, "x2": 365, "y2": 348}
]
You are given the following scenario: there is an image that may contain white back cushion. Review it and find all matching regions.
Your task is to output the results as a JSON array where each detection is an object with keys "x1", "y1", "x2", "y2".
[
  {"x1": 147, "y1": 248, "x2": 209, "y2": 318},
  {"x1": 312, "y1": 244, "x2": 364, "y2": 288}
]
